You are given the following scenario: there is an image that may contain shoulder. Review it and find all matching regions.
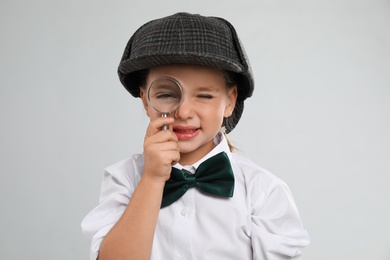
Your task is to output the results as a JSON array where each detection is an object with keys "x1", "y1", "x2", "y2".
[
  {"x1": 105, "y1": 154, "x2": 144, "y2": 174},
  {"x1": 230, "y1": 153, "x2": 293, "y2": 209},
  {"x1": 98, "y1": 154, "x2": 144, "y2": 202},
  {"x1": 103, "y1": 154, "x2": 144, "y2": 185},
  {"x1": 230, "y1": 152, "x2": 286, "y2": 188}
]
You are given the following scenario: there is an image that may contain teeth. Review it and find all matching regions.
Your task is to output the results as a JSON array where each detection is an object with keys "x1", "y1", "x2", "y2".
[{"x1": 175, "y1": 129, "x2": 195, "y2": 133}]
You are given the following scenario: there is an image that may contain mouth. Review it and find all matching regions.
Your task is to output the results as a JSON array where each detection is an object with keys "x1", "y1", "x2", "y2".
[{"x1": 173, "y1": 127, "x2": 200, "y2": 140}]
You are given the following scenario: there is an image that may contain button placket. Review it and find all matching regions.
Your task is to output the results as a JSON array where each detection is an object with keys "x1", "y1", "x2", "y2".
[{"x1": 172, "y1": 189, "x2": 195, "y2": 260}]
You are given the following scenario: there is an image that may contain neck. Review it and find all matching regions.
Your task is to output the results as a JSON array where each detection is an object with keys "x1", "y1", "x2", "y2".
[{"x1": 179, "y1": 141, "x2": 216, "y2": 166}]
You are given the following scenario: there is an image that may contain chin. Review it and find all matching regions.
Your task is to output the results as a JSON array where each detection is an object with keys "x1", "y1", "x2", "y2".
[
  {"x1": 178, "y1": 140, "x2": 214, "y2": 156},
  {"x1": 178, "y1": 145, "x2": 197, "y2": 154}
]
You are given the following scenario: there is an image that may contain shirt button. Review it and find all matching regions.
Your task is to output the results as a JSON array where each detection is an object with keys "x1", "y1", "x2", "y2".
[{"x1": 180, "y1": 208, "x2": 188, "y2": 216}]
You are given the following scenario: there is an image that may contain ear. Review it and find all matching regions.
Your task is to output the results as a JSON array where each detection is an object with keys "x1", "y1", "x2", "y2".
[
  {"x1": 224, "y1": 85, "x2": 238, "y2": 117},
  {"x1": 139, "y1": 88, "x2": 150, "y2": 117}
]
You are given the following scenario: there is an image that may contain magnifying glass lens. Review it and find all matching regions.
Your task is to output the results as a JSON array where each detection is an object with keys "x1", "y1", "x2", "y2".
[{"x1": 148, "y1": 78, "x2": 182, "y2": 114}]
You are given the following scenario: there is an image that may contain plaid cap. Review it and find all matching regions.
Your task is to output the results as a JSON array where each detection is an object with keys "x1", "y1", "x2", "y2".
[{"x1": 118, "y1": 12, "x2": 254, "y2": 133}]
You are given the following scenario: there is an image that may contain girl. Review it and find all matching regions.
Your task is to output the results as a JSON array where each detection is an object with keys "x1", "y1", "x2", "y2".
[{"x1": 82, "y1": 12, "x2": 309, "y2": 260}]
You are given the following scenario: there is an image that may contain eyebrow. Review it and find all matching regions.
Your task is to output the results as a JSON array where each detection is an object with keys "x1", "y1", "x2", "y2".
[{"x1": 195, "y1": 85, "x2": 220, "y2": 92}]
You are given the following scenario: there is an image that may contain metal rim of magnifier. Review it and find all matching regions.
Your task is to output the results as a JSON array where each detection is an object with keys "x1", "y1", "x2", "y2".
[{"x1": 147, "y1": 76, "x2": 183, "y2": 114}]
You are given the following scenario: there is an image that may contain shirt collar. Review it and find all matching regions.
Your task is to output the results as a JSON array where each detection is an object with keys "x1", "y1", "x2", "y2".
[{"x1": 173, "y1": 132, "x2": 232, "y2": 173}]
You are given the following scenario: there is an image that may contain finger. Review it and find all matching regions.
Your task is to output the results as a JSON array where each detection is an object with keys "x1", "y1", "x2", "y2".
[
  {"x1": 145, "y1": 117, "x2": 175, "y2": 137},
  {"x1": 145, "y1": 130, "x2": 178, "y2": 147},
  {"x1": 171, "y1": 153, "x2": 180, "y2": 165},
  {"x1": 144, "y1": 139, "x2": 179, "y2": 156},
  {"x1": 156, "y1": 149, "x2": 180, "y2": 166},
  {"x1": 158, "y1": 140, "x2": 180, "y2": 152}
]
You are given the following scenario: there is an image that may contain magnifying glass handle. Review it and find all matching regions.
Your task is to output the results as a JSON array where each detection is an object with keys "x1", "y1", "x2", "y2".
[{"x1": 161, "y1": 113, "x2": 169, "y2": 130}]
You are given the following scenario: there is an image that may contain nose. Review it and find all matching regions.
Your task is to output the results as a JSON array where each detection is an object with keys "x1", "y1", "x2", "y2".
[{"x1": 174, "y1": 96, "x2": 194, "y2": 120}]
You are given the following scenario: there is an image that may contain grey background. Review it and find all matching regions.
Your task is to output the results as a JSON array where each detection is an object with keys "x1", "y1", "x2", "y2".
[{"x1": 1, "y1": 0, "x2": 389, "y2": 259}]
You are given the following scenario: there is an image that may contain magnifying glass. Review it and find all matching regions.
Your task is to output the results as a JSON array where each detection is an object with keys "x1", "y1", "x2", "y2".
[{"x1": 147, "y1": 77, "x2": 183, "y2": 130}]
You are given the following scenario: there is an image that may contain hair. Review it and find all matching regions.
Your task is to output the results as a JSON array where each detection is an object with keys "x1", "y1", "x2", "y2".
[{"x1": 135, "y1": 68, "x2": 238, "y2": 152}]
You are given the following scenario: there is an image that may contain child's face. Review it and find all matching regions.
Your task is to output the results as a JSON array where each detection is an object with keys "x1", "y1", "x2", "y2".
[{"x1": 140, "y1": 64, "x2": 237, "y2": 165}]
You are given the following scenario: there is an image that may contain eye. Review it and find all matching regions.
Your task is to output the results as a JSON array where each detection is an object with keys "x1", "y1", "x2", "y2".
[
  {"x1": 156, "y1": 91, "x2": 179, "y2": 100},
  {"x1": 197, "y1": 94, "x2": 213, "y2": 99}
]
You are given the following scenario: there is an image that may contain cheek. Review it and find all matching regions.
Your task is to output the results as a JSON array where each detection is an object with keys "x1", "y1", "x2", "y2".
[
  {"x1": 141, "y1": 98, "x2": 158, "y2": 119},
  {"x1": 146, "y1": 106, "x2": 161, "y2": 119},
  {"x1": 199, "y1": 102, "x2": 226, "y2": 121}
]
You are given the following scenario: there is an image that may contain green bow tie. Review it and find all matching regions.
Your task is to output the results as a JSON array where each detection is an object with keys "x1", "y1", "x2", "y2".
[{"x1": 161, "y1": 151, "x2": 235, "y2": 208}]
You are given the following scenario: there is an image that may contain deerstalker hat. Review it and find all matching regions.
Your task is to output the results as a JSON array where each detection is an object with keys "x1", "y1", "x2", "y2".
[{"x1": 118, "y1": 12, "x2": 254, "y2": 133}]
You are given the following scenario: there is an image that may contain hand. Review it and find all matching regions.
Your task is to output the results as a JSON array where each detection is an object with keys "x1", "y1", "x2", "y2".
[{"x1": 143, "y1": 117, "x2": 180, "y2": 183}]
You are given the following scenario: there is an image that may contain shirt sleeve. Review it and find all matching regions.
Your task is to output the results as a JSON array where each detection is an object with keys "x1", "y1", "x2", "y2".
[
  {"x1": 81, "y1": 158, "x2": 139, "y2": 260},
  {"x1": 251, "y1": 178, "x2": 310, "y2": 259}
]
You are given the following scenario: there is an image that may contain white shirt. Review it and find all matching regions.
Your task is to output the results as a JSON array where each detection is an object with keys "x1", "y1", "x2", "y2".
[{"x1": 81, "y1": 133, "x2": 310, "y2": 259}]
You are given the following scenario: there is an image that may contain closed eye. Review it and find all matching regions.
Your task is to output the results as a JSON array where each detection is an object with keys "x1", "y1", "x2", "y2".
[{"x1": 197, "y1": 94, "x2": 213, "y2": 99}]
